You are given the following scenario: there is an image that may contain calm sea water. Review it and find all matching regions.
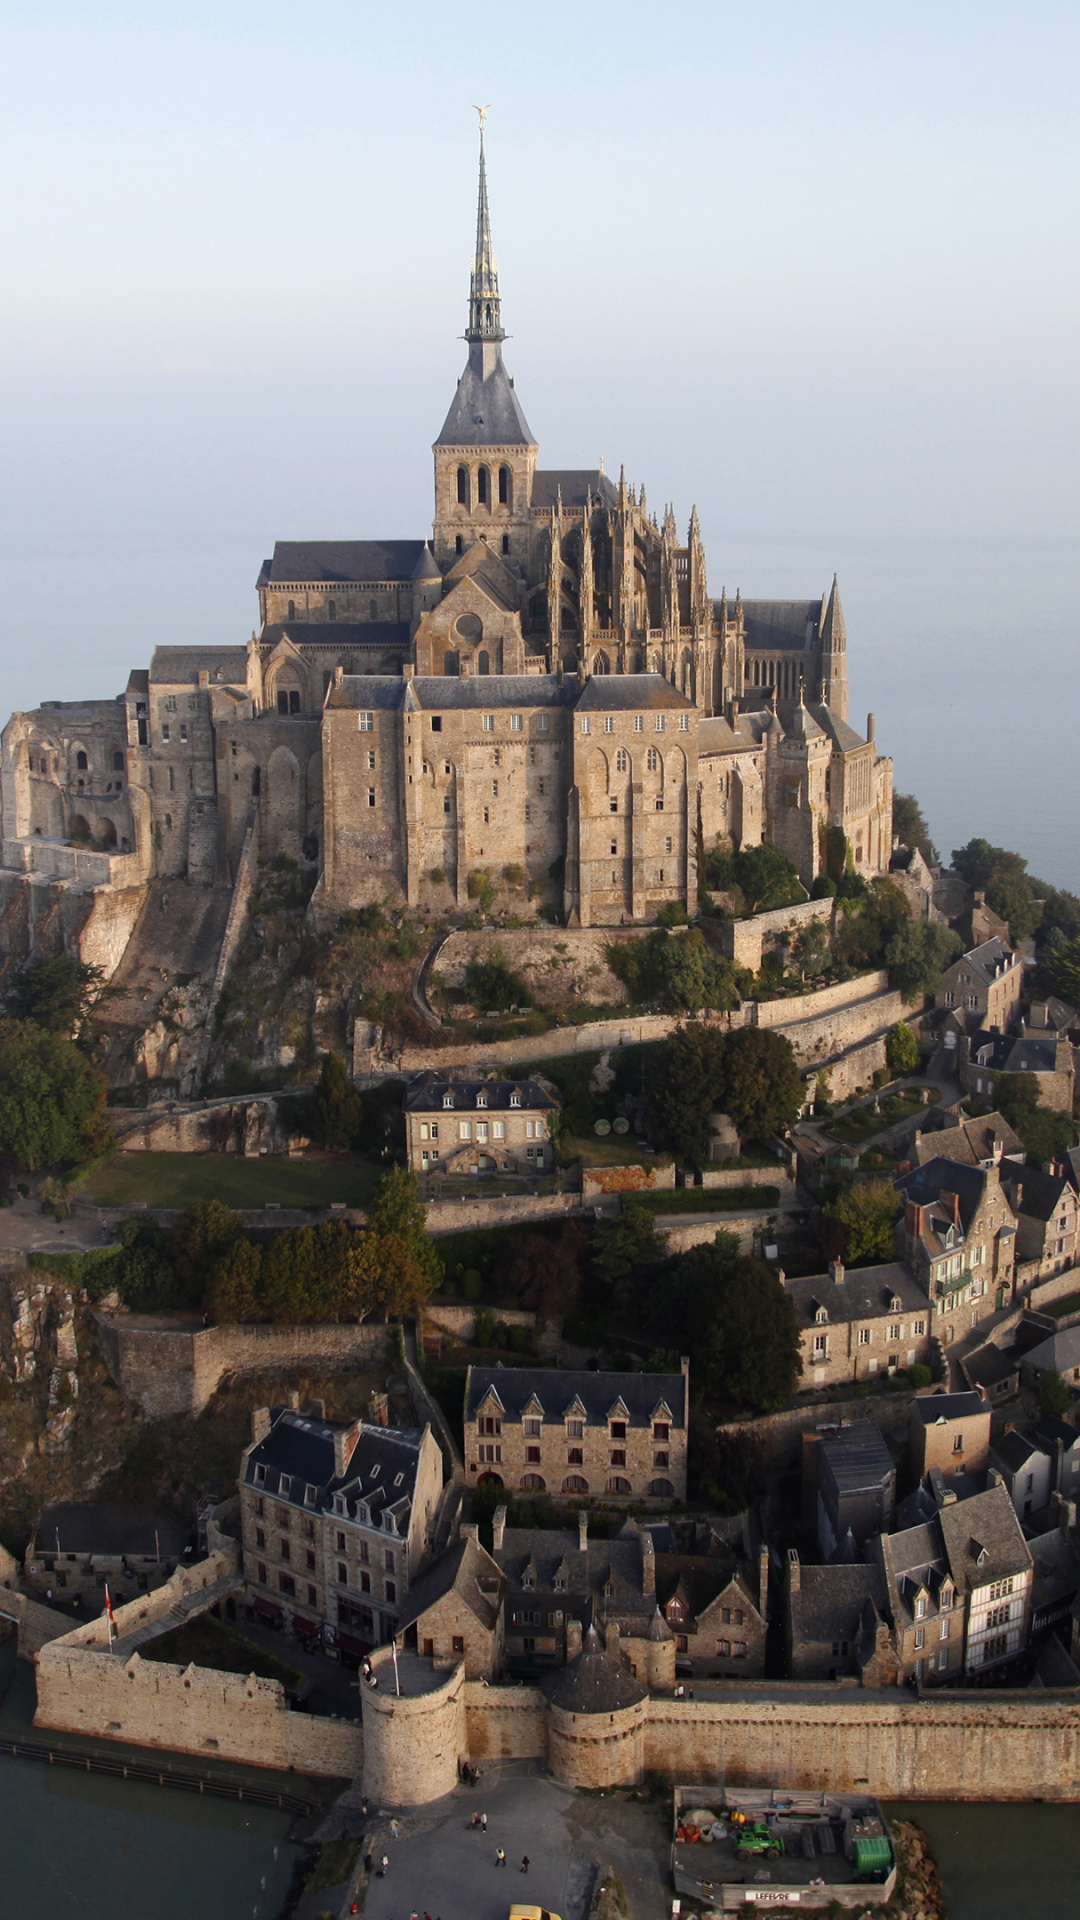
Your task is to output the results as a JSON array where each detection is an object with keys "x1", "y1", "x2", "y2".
[{"x1": 884, "y1": 1800, "x2": 1080, "y2": 1920}]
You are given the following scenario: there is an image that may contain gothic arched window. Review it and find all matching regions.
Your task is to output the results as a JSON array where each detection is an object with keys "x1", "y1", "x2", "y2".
[
  {"x1": 477, "y1": 465, "x2": 490, "y2": 507},
  {"x1": 477, "y1": 651, "x2": 490, "y2": 676},
  {"x1": 457, "y1": 466, "x2": 469, "y2": 506},
  {"x1": 498, "y1": 465, "x2": 512, "y2": 507}
]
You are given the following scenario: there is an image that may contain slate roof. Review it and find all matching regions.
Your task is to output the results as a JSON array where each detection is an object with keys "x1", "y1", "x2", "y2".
[
  {"x1": 695, "y1": 714, "x2": 765, "y2": 756},
  {"x1": 530, "y1": 470, "x2": 618, "y2": 512},
  {"x1": 405, "y1": 1078, "x2": 558, "y2": 1115},
  {"x1": 913, "y1": 1112, "x2": 1024, "y2": 1169},
  {"x1": 1034, "y1": 1416, "x2": 1080, "y2": 1455},
  {"x1": 149, "y1": 647, "x2": 247, "y2": 685},
  {"x1": 818, "y1": 1421, "x2": 895, "y2": 1496},
  {"x1": 325, "y1": 677, "x2": 410, "y2": 712},
  {"x1": 913, "y1": 1391, "x2": 988, "y2": 1427},
  {"x1": 260, "y1": 622, "x2": 410, "y2": 653},
  {"x1": 740, "y1": 600, "x2": 822, "y2": 652},
  {"x1": 267, "y1": 540, "x2": 428, "y2": 583},
  {"x1": 496, "y1": 1530, "x2": 645, "y2": 1615},
  {"x1": 789, "y1": 1562, "x2": 886, "y2": 1646},
  {"x1": 1019, "y1": 1326, "x2": 1080, "y2": 1375},
  {"x1": 241, "y1": 1408, "x2": 424, "y2": 1525},
  {"x1": 991, "y1": 1429, "x2": 1046, "y2": 1476},
  {"x1": 948, "y1": 937, "x2": 1017, "y2": 985},
  {"x1": 1000, "y1": 1161, "x2": 1071, "y2": 1225},
  {"x1": 574, "y1": 674, "x2": 693, "y2": 713},
  {"x1": 406, "y1": 676, "x2": 577, "y2": 712},
  {"x1": 435, "y1": 346, "x2": 536, "y2": 448},
  {"x1": 466, "y1": 1365, "x2": 687, "y2": 1430},
  {"x1": 879, "y1": 1520, "x2": 953, "y2": 1622},
  {"x1": 961, "y1": 1343, "x2": 1021, "y2": 1393},
  {"x1": 540, "y1": 1624, "x2": 646, "y2": 1713},
  {"x1": 937, "y1": 1483, "x2": 1033, "y2": 1592},
  {"x1": 395, "y1": 1532, "x2": 504, "y2": 1635},
  {"x1": 654, "y1": 1553, "x2": 758, "y2": 1625},
  {"x1": 785, "y1": 1262, "x2": 924, "y2": 1329},
  {"x1": 808, "y1": 704, "x2": 867, "y2": 753},
  {"x1": 896, "y1": 1158, "x2": 991, "y2": 1237},
  {"x1": 32, "y1": 1502, "x2": 189, "y2": 1558}
]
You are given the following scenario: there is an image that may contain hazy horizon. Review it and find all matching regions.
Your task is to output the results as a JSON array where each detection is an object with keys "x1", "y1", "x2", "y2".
[{"x1": 1, "y1": 1, "x2": 1077, "y2": 886}]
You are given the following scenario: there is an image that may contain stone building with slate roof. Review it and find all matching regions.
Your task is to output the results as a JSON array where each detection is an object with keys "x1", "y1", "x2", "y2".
[
  {"x1": 463, "y1": 1361, "x2": 688, "y2": 1504},
  {"x1": 237, "y1": 1403, "x2": 443, "y2": 1658},
  {"x1": 403, "y1": 1074, "x2": 558, "y2": 1176},
  {"x1": 1, "y1": 126, "x2": 891, "y2": 925}
]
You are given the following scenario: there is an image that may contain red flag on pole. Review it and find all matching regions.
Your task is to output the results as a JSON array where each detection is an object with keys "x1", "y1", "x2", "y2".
[{"x1": 104, "y1": 1583, "x2": 116, "y2": 1644}]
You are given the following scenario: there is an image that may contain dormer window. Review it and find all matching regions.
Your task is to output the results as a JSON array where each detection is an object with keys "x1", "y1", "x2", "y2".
[
  {"x1": 889, "y1": 1295, "x2": 902, "y2": 1312},
  {"x1": 304, "y1": 1485, "x2": 317, "y2": 1507},
  {"x1": 443, "y1": 1093, "x2": 454, "y2": 1109},
  {"x1": 510, "y1": 1092, "x2": 521, "y2": 1107},
  {"x1": 815, "y1": 1306, "x2": 828, "y2": 1325},
  {"x1": 915, "y1": 1594, "x2": 927, "y2": 1620},
  {"x1": 940, "y1": 1585, "x2": 954, "y2": 1611},
  {"x1": 476, "y1": 1092, "x2": 487, "y2": 1109},
  {"x1": 604, "y1": 1582, "x2": 615, "y2": 1599},
  {"x1": 278, "y1": 1476, "x2": 291, "y2": 1499},
  {"x1": 253, "y1": 1464, "x2": 266, "y2": 1487},
  {"x1": 334, "y1": 1494, "x2": 347, "y2": 1516},
  {"x1": 553, "y1": 1573, "x2": 567, "y2": 1592},
  {"x1": 522, "y1": 1571, "x2": 535, "y2": 1589},
  {"x1": 666, "y1": 1599, "x2": 684, "y2": 1623}
]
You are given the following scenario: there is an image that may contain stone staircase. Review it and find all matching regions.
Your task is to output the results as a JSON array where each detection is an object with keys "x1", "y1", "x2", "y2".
[{"x1": 110, "y1": 1568, "x2": 241, "y2": 1661}]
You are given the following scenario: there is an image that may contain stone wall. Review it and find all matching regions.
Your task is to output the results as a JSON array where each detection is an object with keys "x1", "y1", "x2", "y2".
[
  {"x1": 107, "y1": 1093, "x2": 304, "y2": 1157},
  {"x1": 464, "y1": 1680, "x2": 545, "y2": 1763},
  {"x1": 654, "y1": 1209, "x2": 779, "y2": 1257},
  {"x1": 436, "y1": 927, "x2": 633, "y2": 1011},
  {"x1": 582, "y1": 1163, "x2": 677, "y2": 1196},
  {"x1": 423, "y1": 1303, "x2": 537, "y2": 1345},
  {"x1": 716, "y1": 1392, "x2": 917, "y2": 1474},
  {"x1": 718, "y1": 897, "x2": 835, "y2": 973},
  {"x1": 76, "y1": 885, "x2": 147, "y2": 977},
  {"x1": 94, "y1": 1314, "x2": 388, "y2": 1419},
  {"x1": 425, "y1": 1192, "x2": 584, "y2": 1235},
  {"x1": 360, "y1": 1649, "x2": 466, "y2": 1804},
  {"x1": 35, "y1": 1638, "x2": 363, "y2": 1778}
]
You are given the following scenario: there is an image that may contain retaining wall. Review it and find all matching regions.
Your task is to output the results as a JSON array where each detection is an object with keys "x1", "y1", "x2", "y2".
[
  {"x1": 425, "y1": 1191, "x2": 584, "y2": 1235},
  {"x1": 94, "y1": 1314, "x2": 388, "y2": 1418},
  {"x1": 654, "y1": 1209, "x2": 777, "y2": 1257},
  {"x1": 718, "y1": 897, "x2": 836, "y2": 972},
  {"x1": 716, "y1": 1392, "x2": 917, "y2": 1472}
]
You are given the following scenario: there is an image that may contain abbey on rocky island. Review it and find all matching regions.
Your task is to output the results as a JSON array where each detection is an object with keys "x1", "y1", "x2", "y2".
[{"x1": 1, "y1": 131, "x2": 892, "y2": 928}]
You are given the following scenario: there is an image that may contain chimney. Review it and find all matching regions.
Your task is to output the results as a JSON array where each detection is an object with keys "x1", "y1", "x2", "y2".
[
  {"x1": 251, "y1": 1407, "x2": 271, "y2": 1446},
  {"x1": 492, "y1": 1503, "x2": 507, "y2": 1552},
  {"x1": 309, "y1": 1398, "x2": 325, "y2": 1422},
  {"x1": 831, "y1": 1259, "x2": 845, "y2": 1285},
  {"x1": 461, "y1": 1522, "x2": 479, "y2": 1542},
  {"x1": 867, "y1": 712, "x2": 875, "y2": 745},
  {"x1": 641, "y1": 1530, "x2": 656, "y2": 1596},
  {"x1": 987, "y1": 1466, "x2": 1002, "y2": 1489},
  {"x1": 578, "y1": 1512, "x2": 589, "y2": 1554},
  {"x1": 288, "y1": 1390, "x2": 301, "y2": 1411},
  {"x1": 787, "y1": 1548, "x2": 801, "y2": 1595},
  {"x1": 333, "y1": 1419, "x2": 361, "y2": 1480},
  {"x1": 1061, "y1": 1499, "x2": 1076, "y2": 1542},
  {"x1": 566, "y1": 1617, "x2": 583, "y2": 1660},
  {"x1": 758, "y1": 1543, "x2": 770, "y2": 1619}
]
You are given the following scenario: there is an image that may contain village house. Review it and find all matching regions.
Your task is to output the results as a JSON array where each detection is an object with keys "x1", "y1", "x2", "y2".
[
  {"x1": 989, "y1": 1429, "x2": 1055, "y2": 1523},
  {"x1": 238, "y1": 1404, "x2": 444, "y2": 1657},
  {"x1": 936, "y1": 1482, "x2": 1034, "y2": 1675},
  {"x1": 896, "y1": 1156, "x2": 1018, "y2": 1327},
  {"x1": 910, "y1": 1109, "x2": 1024, "y2": 1171},
  {"x1": 785, "y1": 1261, "x2": 933, "y2": 1389},
  {"x1": 962, "y1": 1027, "x2": 1076, "y2": 1115},
  {"x1": 1034, "y1": 1417, "x2": 1080, "y2": 1503},
  {"x1": 999, "y1": 1159, "x2": 1080, "y2": 1287},
  {"x1": 784, "y1": 1553, "x2": 898, "y2": 1685},
  {"x1": 463, "y1": 1362, "x2": 688, "y2": 1503},
  {"x1": 909, "y1": 1389, "x2": 993, "y2": 1483},
  {"x1": 874, "y1": 1520, "x2": 965, "y2": 1687},
  {"x1": 803, "y1": 1420, "x2": 897, "y2": 1559},
  {"x1": 936, "y1": 936, "x2": 1023, "y2": 1032},
  {"x1": 23, "y1": 1503, "x2": 189, "y2": 1609},
  {"x1": 1020, "y1": 1324, "x2": 1080, "y2": 1392},
  {"x1": 403, "y1": 1074, "x2": 558, "y2": 1176},
  {"x1": 395, "y1": 1525, "x2": 506, "y2": 1679}
]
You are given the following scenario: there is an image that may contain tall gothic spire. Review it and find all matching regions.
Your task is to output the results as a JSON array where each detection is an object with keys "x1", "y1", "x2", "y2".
[{"x1": 467, "y1": 121, "x2": 505, "y2": 343}]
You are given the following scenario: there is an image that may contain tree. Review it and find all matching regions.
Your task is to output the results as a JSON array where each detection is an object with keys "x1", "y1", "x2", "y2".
[
  {"x1": 993, "y1": 1073, "x2": 1076, "y2": 1166},
  {"x1": 206, "y1": 1236, "x2": 264, "y2": 1322},
  {"x1": 950, "y1": 837, "x2": 1043, "y2": 943},
  {"x1": 4, "y1": 955, "x2": 112, "y2": 1037},
  {"x1": 365, "y1": 1166, "x2": 443, "y2": 1296},
  {"x1": 113, "y1": 1215, "x2": 178, "y2": 1311},
  {"x1": 348, "y1": 1229, "x2": 430, "y2": 1319},
  {"x1": 892, "y1": 794, "x2": 939, "y2": 866},
  {"x1": 731, "y1": 843, "x2": 804, "y2": 914},
  {"x1": 885, "y1": 1021, "x2": 920, "y2": 1077},
  {"x1": 308, "y1": 1051, "x2": 365, "y2": 1150},
  {"x1": 169, "y1": 1201, "x2": 245, "y2": 1310},
  {"x1": 1037, "y1": 1368, "x2": 1072, "y2": 1419},
  {"x1": 718, "y1": 1028, "x2": 803, "y2": 1140},
  {"x1": 591, "y1": 1200, "x2": 665, "y2": 1291},
  {"x1": 647, "y1": 1023, "x2": 728, "y2": 1164},
  {"x1": 0, "y1": 1020, "x2": 113, "y2": 1170},
  {"x1": 502, "y1": 1219, "x2": 590, "y2": 1321},
  {"x1": 464, "y1": 948, "x2": 531, "y2": 1012},
  {"x1": 649, "y1": 1242, "x2": 802, "y2": 1413},
  {"x1": 823, "y1": 1180, "x2": 900, "y2": 1265},
  {"x1": 1044, "y1": 935, "x2": 1080, "y2": 1005},
  {"x1": 791, "y1": 919, "x2": 830, "y2": 980},
  {"x1": 883, "y1": 919, "x2": 961, "y2": 998}
]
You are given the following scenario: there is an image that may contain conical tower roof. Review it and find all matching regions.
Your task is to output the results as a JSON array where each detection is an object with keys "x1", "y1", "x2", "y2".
[
  {"x1": 411, "y1": 542, "x2": 441, "y2": 582},
  {"x1": 540, "y1": 1624, "x2": 647, "y2": 1714}
]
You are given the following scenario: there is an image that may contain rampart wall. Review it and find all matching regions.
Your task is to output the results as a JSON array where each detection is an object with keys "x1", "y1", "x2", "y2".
[
  {"x1": 425, "y1": 1192, "x2": 584, "y2": 1235},
  {"x1": 716, "y1": 1392, "x2": 916, "y2": 1473},
  {"x1": 94, "y1": 1314, "x2": 387, "y2": 1418},
  {"x1": 717, "y1": 897, "x2": 836, "y2": 972}
]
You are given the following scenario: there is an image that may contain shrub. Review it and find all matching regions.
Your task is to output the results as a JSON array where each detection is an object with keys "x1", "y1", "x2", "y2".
[
  {"x1": 460, "y1": 1268, "x2": 483, "y2": 1301},
  {"x1": 502, "y1": 863, "x2": 525, "y2": 887},
  {"x1": 907, "y1": 1364, "x2": 933, "y2": 1389},
  {"x1": 467, "y1": 869, "x2": 496, "y2": 913},
  {"x1": 473, "y1": 1306, "x2": 495, "y2": 1347},
  {"x1": 428, "y1": 866, "x2": 447, "y2": 886}
]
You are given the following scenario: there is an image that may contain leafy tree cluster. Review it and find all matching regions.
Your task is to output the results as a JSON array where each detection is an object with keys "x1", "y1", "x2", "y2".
[
  {"x1": 0, "y1": 1020, "x2": 113, "y2": 1172},
  {"x1": 822, "y1": 1179, "x2": 900, "y2": 1265},
  {"x1": 836, "y1": 877, "x2": 960, "y2": 996},
  {"x1": 885, "y1": 1020, "x2": 920, "y2": 1077},
  {"x1": 647, "y1": 1022, "x2": 803, "y2": 1164},
  {"x1": 1044, "y1": 935, "x2": 1080, "y2": 1006},
  {"x1": 951, "y1": 837, "x2": 1080, "y2": 952},
  {"x1": 606, "y1": 928, "x2": 748, "y2": 1014},
  {"x1": 462, "y1": 947, "x2": 532, "y2": 1013},
  {"x1": 892, "y1": 794, "x2": 939, "y2": 866},
  {"x1": 4, "y1": 955, "x2": 113, "y2": 1038},
  {"x1": 705, "y1": 842, "x2": 805, "y2": 915},
  {"x1": 633, "y1": 1235, "x2": 802, "y2": 1413},
  {"x1": 992, "y1": 1073, "x2": 1077, "y2": 1167},
  {"x1": 302, "y1": 1052, "x2": 401, "y2": 1160}
]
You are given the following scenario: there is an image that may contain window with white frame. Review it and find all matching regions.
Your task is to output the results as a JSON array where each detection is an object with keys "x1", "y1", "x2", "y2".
[
  {"x1": 358, "y1": 712, "x2": 374, "y2": 731},
  {"x1": 482, "y1": 714, "x2": 494, "y2": 732}
]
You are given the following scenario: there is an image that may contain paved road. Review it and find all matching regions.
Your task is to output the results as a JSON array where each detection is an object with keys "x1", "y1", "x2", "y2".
[{"x1": 0, "y1": 1198, "x2": 108, "y2": 1256}]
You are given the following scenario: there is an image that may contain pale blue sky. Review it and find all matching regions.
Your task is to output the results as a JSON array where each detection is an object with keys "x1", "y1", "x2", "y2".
[{"x1": 1, "y1": 1, "x2": 1077, "y2": 878}]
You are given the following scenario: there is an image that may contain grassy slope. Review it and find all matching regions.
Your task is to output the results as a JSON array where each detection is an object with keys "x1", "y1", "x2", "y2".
[{"x1": 78, "y1": 1151, "x2": 378, "y2": 1210}]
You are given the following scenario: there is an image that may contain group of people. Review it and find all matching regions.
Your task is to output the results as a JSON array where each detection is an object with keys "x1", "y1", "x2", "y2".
[{"x1": 471, "y1": 1817, "x2": 529, "y2": 1872}]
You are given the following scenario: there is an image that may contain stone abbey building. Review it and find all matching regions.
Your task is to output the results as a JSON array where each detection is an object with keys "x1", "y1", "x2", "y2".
[{"x1": 1, "y1": 133, "x2": 892, "y2": 927}]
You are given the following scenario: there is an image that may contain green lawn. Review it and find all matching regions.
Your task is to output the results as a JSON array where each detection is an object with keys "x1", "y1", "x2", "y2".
[
  {"x1": 1043, "y1": 1291, "x2": 1080, "y2": 1321},
  {"x1": 78, "y1": 1151, "x2": 378, "y2": 1211}
]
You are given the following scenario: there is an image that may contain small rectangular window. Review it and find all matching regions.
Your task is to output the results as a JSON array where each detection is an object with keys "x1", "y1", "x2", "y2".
[
  {"x1": 367, "y1": 749, "x2": 376, "y2": 769},
  {"x1": 482, "y1": 714, "x2": 494, "y2": 732},
  {"x1": 358, "y1": 712, "x2": 374, "y2": 731},
  {"x1": 510, "y1": 713, "x2": 522, "y2": 731},
  {"x1": 161, "y1": 724, "x2": 170, "y2": 743},
  {"x1": 656, "y1": 714, "x2": 666, "y2": 731},
  {"x1": 634, "y1": 715, "x2": 643, "y2": 732},
  {"x1": 604, "y1": 715, "x2": 614, "y2": 733},
  {"x1": 537, "y1": 713, "x2": 550, "y2": 732},
  {"x1": 430, "y1": 715, "x2": 442, "y2": 731},
  {"x1": 680, "y1": 713, "x2": 689, "y2": 731},
  {"x1": 179, "y1": 723, "x2": 188, "y2": 742},
  {"x1": 581, "y1": 716, "x2": 590, "y2": 733},
  {"x1": 368, "y1": 788, "x2": 376, "y2": 808}
]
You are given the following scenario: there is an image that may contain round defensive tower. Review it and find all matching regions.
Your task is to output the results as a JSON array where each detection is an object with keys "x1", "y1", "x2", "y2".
[
  {"x1": 360, "y1": 1647, "x2": 466, "y2": 1806},
  {"x1": 541, "y1": 1625, "x2": 647, "y2": 1789}
]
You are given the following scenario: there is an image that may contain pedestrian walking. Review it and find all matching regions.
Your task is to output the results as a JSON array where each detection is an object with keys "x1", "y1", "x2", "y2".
[
  {"x1": 377, "y1": 1854, "x2": 389, "y2": 1877},
  {"x1": 520, "y1": 1856, "x2": 530, "y2": 1874},
  {"x1": 389, "y1": 1818, "x2": 401, "y2": 1841},
  {"x1": 480, "y1": 1812, "x2": 487, "y2": 1831},
  {"x1": 495, "y1": 1847, "x2": 506, "y2": 1867}
]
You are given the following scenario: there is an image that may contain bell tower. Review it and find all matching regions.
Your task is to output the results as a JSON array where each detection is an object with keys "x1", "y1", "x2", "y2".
[{"x1": 432, "y1": 115, "x2": 538, "y2": 570}]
